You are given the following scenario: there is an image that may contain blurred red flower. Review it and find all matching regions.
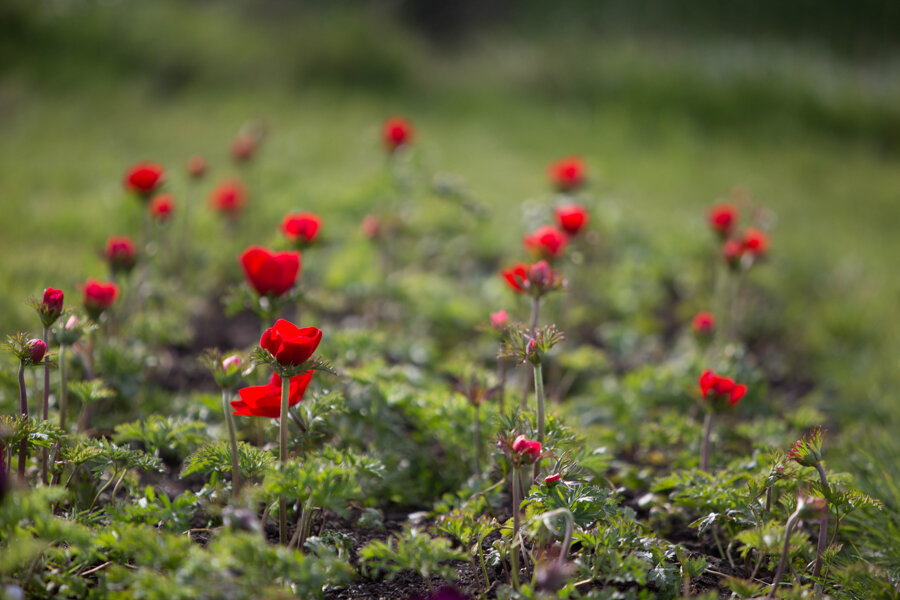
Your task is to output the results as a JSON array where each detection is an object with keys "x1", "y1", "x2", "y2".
[
  {"x1": 554, "y1": 204, "x2": 589, "y2": 235},
  {"x1": 698, "y1": 369, "x2": 746, "y2": 406},
  {"x1": 232, "y1": 372, "x2": 313, "y2": 418},
  {"x1": 210, "y1": 180, "x2": 247, "y2": 216},
  {"x1": 105, "y1": 236, "x2": 137, "y2": 274},
  {"x1": 82, "y1": 279, "x2": 119, "y2": 320},
  {"x1": 742, "y1": 227, "x2": 769, "y2": 257},
  {"x1": 231, "y1": 133, "x2": 258, "y2": 162},
  {"x1": 149, "y1": 194, "x2": 175, "y2": 222},
  {"x1": 260, "y1": 319, "x2": 323, "y2": 367},
  {"x1": 722, "y1": 239, "x2": 743, "y2": 269},
  {"x1": 523, "y1": 225, "x2": 568, "y2": 260},
  {"x1": 548, "y1": 156, "x2": 586, "y2": 192},
  {"x1": 512, "y1": 434, "x2": 542, "y2": 464},
  {"x1": 383, "y1": 117, "x2": 414, "y2": 152},
  {"x1": 187, "y1": 156, "x2": 207, "y2": 179},
  {"x1": 501, "y1": 263, "x2": 530, "y2": 293},
  {"x1": 39, "y1": 287, "x2": 64, "y2": 327},
  {"x1": 281, "y1": 212, "x2": 321, "y2": 246},
  {"x1": 124, "y1": 162, "x2": 165, "y2": 198},
  {"x1": 691, "y1": 311, "x2": 715, "y2": 337},
  {"x1": 708, "y1": 204, "x2": 737, "y2": 238},
  {"x1": 239, "y1": 246, "x2": 300, "y2": 297}
]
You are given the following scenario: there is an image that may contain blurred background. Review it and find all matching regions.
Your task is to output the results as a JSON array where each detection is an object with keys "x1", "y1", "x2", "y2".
[{"x1": 1, "y1": 0, "x2": 898, "y2": 477}]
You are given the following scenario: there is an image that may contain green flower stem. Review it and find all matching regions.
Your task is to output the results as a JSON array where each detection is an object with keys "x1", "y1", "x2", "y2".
[
  {"x1": 767, "y1": 508, "x2": 801, "y2": 599},
  {"x1": 222, "y1": 389, "x2": 241, "y2": 498},
  {"x1": 700, "y1": 411, "x2": 713, "y2": 472},
  {"x1": 59, "y1": 345, "x2": 68, "y2": 431},
  {"x1": 279, "y1": 373, "x2": 290, "y2": 544},
  {"x1": 511, "y1": 467, "x2": 521, "y2": 590},
  {"x1": 473, "y1": 403, "x2": 481, "y2": 479},
  {"x1": 41, "y1": 325, "x2": 50, "y2": 484},
  {"x1": 17, "y1": 360, "x2": 28, "y2": 483},
  {"x1": 521, "y1": 297, "x2": 542, "y2": 408},
  {"x1": 813, "y1": 463, "x2": 830, "y2": 581},
  {"x1": 496, "y1": 358, "x2": 506, "y2": 413},
  {"x1": 532, "y1": 363, "x2": 545, "y2": 481}
]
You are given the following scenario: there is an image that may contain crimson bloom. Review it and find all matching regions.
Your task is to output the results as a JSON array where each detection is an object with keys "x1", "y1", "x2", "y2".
[
  {"x1": 232, "y1": 372, "x2": 313, "y2": 418},
  {"x1": 742, "y1": 227, "x2": 769, "y2": 257},
  {"x1": 523, "y1": 225, "x2": 569, "y2": 260},
  {"x1": 124, "y1": 162, "x2": 164, "y2": 198},
  {"x1": 722, "y1": 239, "x2": 744, "y2": 269},
  {"x1": 382, "y1": 117, "x2": 414, "y2": 152},
  {"x1": 691, "y1": 311, "x2": 715, "y2": 338},
  {"x1": 39, "y1": 287, "x2": 64, "y2": 328},
  {"x1": 149, "y1": 194, "x2": 175, "y2": 222},
  {"x1": 187, "y1": 156, "x2": 207, "y2": 179},
  {"x1": 501, "y1": 260, "x2": 562, "y2": 297},
  {"x1": 210, "y1": 180, "x2": 247, "y2": 216},
  {"x1": 501, "y1": 263, "x2": 530, "y2": 293},
  {"x1": 82, "y1": 279, "x2": 119, "y2": 320},
  {"x1": 512, "y1": 434, "x2": 542, "y2": 464},
  {"x1": 708, "y1": 204, "x2": 737, "y2": 238},
  {"x1": 698, "y1": 369, "x2": 747, "y2": 407},
  {"x1": 281, "y1": 212, "x2": 322, "y2": 246},
  {"x1": 555, "y1": 204, "x2": 589, "y2": 235},
  {"x1": 105, "y1": 236, "x2": 137, "y2": 274},
  {"x1": 239, "y1": 246, "x2": 300, "y2": 298},
  {"x1": 260, "y1": 319, "x2": 323, "y2": 368},
  {"x1": 548, "y1": 156, "x2": 586, "y2": 192}
]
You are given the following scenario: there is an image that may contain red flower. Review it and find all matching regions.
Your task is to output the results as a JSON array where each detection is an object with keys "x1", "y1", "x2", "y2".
[
  {"x1": 501, "y1": 263, "x2": 530, "y2": 293},
  {"x1": 544, "y1": 473, "x2": 562, "y2": 487},
  {"x1": 82, "y1": 279, "x2": 119, "y2": 320},
  {"x1": 232, "y1": 372, "x2": 313, "y2": 418},
  {"x1": 105, "y1": 236, "x2": 137, "y2": 274},
  {"x1": 722, "y1": 239, "x2": 744, "y2": 269},
  {"x1": 26, "y1": 339, "x2": 47, "y2": 364},
  {"x1": 742, "y1": 227, "x2": 769, "y2": 257},
  {"x1": 124, "y1": 162, "x2": 164, "y2": 197},
  {"x1": 187, "y1": 156, "x2": 207, "y2": 179},
  {"x1": 523, "y1": 225, "x2": 569, "y2": 260},
  {"x1": 39, "y1": 287, "x2": 64, "y2": 327},
  {"x1": 149, "y1": 194, "x2": 175, "y2": 222},
  {"x1": 692, "y1": 311, "x2": 715, "y2": 337},
  {"x1": 260, "y1": 319, "x2": 323, "y2": 367},
  {"x1": 231, "y1": 133, "x2": 258, "y2": 162},
  {"x1": 361, "y1": 215, "x2": 381, "y2": 239},
  {"x1": 490, "y1": 310, "x2": 508, "y2": 330},
  {"x1": 554, "y1": 204, "x2": 589, "y2": 235},
  {"x1": 698, "y1": 369, "x2": 747, "y2": 406},
  {"x1": 281, "y1": 212, "x2": 322, "y2": 246},
  {"x1": 708, "y1": 204, "x2": 737, "y2": 237},
  {"x1": 382, "y1": 117, "x2": 414, "y2": 152},
  {"x1": 210, "y1": 180, "x2": 247, "y2": 216},
  {"x1": 548, "y1": 156, "x2": 586, "y2": 192},
  {"x1": 512, "y1": 434, "x2": 542, "y2": 464},
  {"x1": 239, "y1": 246, "x2": 300, "y2": 297}
]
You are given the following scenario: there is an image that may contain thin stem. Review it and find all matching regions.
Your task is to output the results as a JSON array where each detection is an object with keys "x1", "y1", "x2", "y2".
[
  {"x1": 521, "y1": 296, "x2": 541, "y2": 408},
  {"x1": 222, "y1": 389, "x2": 241, "y2": 498},
  {"x1": 473, "y1": 403, "x2": 481, "y2": 479},
  {"x1": 279, "y1": 374, "x2": 290, "y2": 545},
  {"x1": 17, "y1": 361, "x2": 28, "y2": 483},
  {"x1": 59, "y1": 345, "x2": 68, "y2": 430},
  {"x1": 41, "y1": 325, "x2": 50, "y2": 484},
  {"x1": 109, "y1": 468, "x2": 128, "y2": 501},
  {"x1": 813, "y1": 463, "x2": 830, "y2": 581},
  {"x1": 511, "y1": 467, "x2": 521, "y2": 590},
  {"x1": 478, "y1": 536, "x2": 490, "y2": 591},
  {"x1": 700, "y1": 411, "x2": 713, "y2": 472},
  {"x1": 496, "y1": 358, "x2": 506, "y2": 413},
  {"x1": 767, "y1": 510, "x2": 800, "y2": 599},
  {"x1": 88, "y1": 469, "x2": 119, "y2": 511},
  {"x1": 532, "y1": 363, "x2": 545, "y2": 481},
  {"x1": 765, "y1": 485, "x2": 773, "y2": 514}
]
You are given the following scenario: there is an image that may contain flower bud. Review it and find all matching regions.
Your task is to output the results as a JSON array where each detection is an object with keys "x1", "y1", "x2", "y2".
[
  {"x1": 187, "y1": 155, "x2": 207, "y2": 179},
  {"x1": 55, "y1": 315, "x2": 84, "y2": 346},
  {"x1": 361, "y1": 215, "x2": 381, "y2": 240},
  {"x1": 691, "y1": 311, "x2": 715, "y2": 339},
  {"x1": 708, "y1": 203, "x2": 737, "y2": 238},
  {"x1": 512, "y1": 434, "x2": 542, "y2": 464},
  {"x1": 490, "y1": 310, "x2": 508, "y2": 330},
  {"x1": 149, "y1": 194, "x2": 175, "y2": 223},
  {"x1": 39, "y1": 287, "x2": 64, "y2": 328},
  {"x1": 27, "y1": 338, "x2": 47, "y2": 364},
  {"x1": 722, "y1": 240, "x2": 743, "y2": 270},
  {"x1": 105, "y1": 236, "x2": 137, "y2": 274},
  {"x1": 544, "y1": 473, "x2": 562, "y2": 487},
  {"x1": 528, "y1": 260, "x2": 552, "y2": 289}
]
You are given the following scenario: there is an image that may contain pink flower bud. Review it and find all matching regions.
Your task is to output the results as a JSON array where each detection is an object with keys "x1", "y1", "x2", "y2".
[
  {"x1": 544, "y1": 473, "x2": 562, "y2": 487},
  {"x1": 222, "y1": 355, "x2": 242, "y2": 371},
  {"x1": 528, "y1": 260, "x2": 551, "y2": 289},
  {"x1": 27, "y1": 338, "x2": 47, "y2": 364},
  {"x1": 65, "y1": 315, "x2": 79, "y2": 330},
  {"x1": 691, "y1": 311, "x2": 715, "y2": 338},
  {"x1": 490, "y1": 310, "x2": 508, "y2": 330},
  {"x1": 361, "y1": 215, "x2": 381, "y2": 239}
]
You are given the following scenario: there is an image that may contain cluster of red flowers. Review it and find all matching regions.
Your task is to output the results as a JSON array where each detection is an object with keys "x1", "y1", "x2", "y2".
[{"x1": 707, "y1": 203, "x2": 769, "y2": 269}]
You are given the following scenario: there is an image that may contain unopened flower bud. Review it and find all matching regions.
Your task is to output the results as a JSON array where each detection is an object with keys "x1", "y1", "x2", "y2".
[
  {"x1": 27, "y1": 339, "x2": 47, "y2": 364},
  {"x1": 544, "y1": 473, "x2": 562, "y2": 487},
  {"x1": 39, "y1": 287, "x2": 64, "y2": 328},
  {"x1": 528, "y1": 260, "x2": 552, "y2": 289},
  {"x1": 512, "y1": 434, "x2": 542, "y2": 464},
  {"x1": 490, "y1": 310, "x2": 508, "y2": 330}
]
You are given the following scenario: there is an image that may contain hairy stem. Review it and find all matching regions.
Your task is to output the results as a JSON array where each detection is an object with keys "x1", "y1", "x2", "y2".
[
  {"x1": 41, "y1": 326, "x2": 50, "y2": 484},
  {"x1": 767, "y1": 510, "x2": 800, "y2": 599},
  {"x1": 532, "y1": 363, "x2": 545, "y2": 481},
  {"x1": 813, "y1": 463, "x2": 830, "y2": 581},
  {"x1": 88, "y1": 469, "x2": 119, "y2": 511},
  {"x1": 222, "y1": 389, "x2": 241, "y2": 498},
  {"x1": 17, "y1": 361, "x2": 28, "y2": 483},
  {"x1": 59, "y1": 345, "x2": 68, "y2": 430},
  {"x1": 473, "y1": 403, "x2": 481, "y2": 479},
  {"x1": 511, "y1": 467, "x2": 521, "y2": 590},
  {"x1": 496, "y1": 358, "x2": 506, "y2": 413},
  {"x1": 279, "y1": 374, "x2": 290, "y2": 544},
  {"x1": 700, "y1": 411, "x2": 713, "y2": 472}
]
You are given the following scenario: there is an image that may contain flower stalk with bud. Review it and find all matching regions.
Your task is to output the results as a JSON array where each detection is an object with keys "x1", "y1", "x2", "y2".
[
  {"x1": 697, "y1": 370, "x2": 747, "y2": 471},
  {"x1": 5, "y1": 333, "x2": 50, "y2": 483},
  {"x1": 498, "y1": 433, "x2": 543, "y2": 589},
  {"x1": 788, "y1": 426, "x2": 830, "y2": 580},
  {"x1": 205, "y1": 351, "x2": 245, "y2": 497},
  {"x1": 766, "y1": 493, "x2": 827, "y2": 599}
]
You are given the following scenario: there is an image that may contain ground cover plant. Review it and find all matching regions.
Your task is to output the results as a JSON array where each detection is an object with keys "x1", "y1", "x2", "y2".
[{"x1": 2, "y1": 3, "x2": 900, "y2": 599}]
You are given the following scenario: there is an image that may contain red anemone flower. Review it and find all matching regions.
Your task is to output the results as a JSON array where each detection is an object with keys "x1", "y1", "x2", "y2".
[
  {"x1": 742, "y1": 227, "x2": 769, "y2": 257},
  {"x1": 149, "y1": 194, "x2": 175, "y2": 222},
  {"x1": 708, "y1": 204, "x2": 737, "y2": 238},
  {"x1": 260, "y1": 319, "x2": 323, "y2": 367},
  {"x1": 124, "y1": 162, "x2": 165, "y2": 197},
  {"x1": 239, "y1": 246, "x2": 300, "y2": 298},
  {"x1": 554, "y1": 204, "x2": 589, "y2": 235},
  {"x1": 232, "y1": 372, "x2": 313, "y2": 418},
  {"x1": 512, "y1": 434, "x2": 542, "y2": 464},
  {"x1": 105, "y1": 236, "x2": 137, "y2": 274},
  {"x1": 698, "y1": 369, "x2": 747, "y2": 406},
  {"x1": 691, "y1": 311, "x2": 715, "y2": 337},
  {"x1": 187, "y1": 155, "x2": 207, "y2": 179},
  {"x1": 501, "y1": 263, "x2": 530, "y2": 293},
  {"x1": 210, "y1": 180, "x2": 247, "y2": 216},
  {"x1": 548, "y1": 156, "x2": 586, "y2": 192},
  {"x1": 82, "y1": 279, "x2": 119, "y2": 320},
  {"x1": 281, "y1": 212, "x2": 322, "y2": 246},
  {"x1": 523, "y1": 225, "x2": 569, "y2": 260},
  {"x1": 382, "y1": 117, "x2": 414, "y2": 152}
]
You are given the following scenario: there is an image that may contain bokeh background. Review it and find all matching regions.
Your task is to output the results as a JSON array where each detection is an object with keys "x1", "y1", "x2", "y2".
[{"x1": 1, "y1": 0, "x2": 899, "y2": 504}]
